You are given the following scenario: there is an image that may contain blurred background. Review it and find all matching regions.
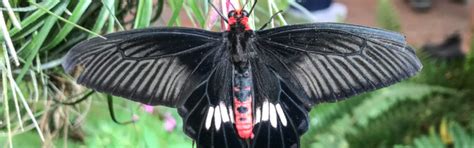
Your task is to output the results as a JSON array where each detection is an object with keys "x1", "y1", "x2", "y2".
[{"x1": 0, "y1": 0, "x2": 473, "y2": 147}]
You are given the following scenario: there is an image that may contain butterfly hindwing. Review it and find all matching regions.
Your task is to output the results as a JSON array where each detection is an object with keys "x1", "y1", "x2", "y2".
[
  {"x1": 250, "y1": 59, "x2": 309, "y2": 148},
  {"x1": 178, "y1": 60, "x2": 248, "y2": 148}
]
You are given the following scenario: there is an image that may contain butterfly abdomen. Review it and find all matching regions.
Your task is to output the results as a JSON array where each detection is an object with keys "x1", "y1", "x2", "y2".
[{"x1": 233, "y1": 69, "x2": 254, "y2": 139}]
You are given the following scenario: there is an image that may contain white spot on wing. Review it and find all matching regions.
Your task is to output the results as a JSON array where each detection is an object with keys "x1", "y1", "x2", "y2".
[
  {"x1": 262, "y1": 101, "x2": 269, "y2": 121},
  {"x1": 275, "y1": 103, "x2": 287, "y2": 126},
  {"x1": 255, "y1": 107, "x2": 261, "y2": 124},
  {"x1": 269, "y1": 103, "x2": 277, "y2": 128},
  {"x1": 214, "y1": 106, "x2": 222, "y2": 130},
  {"x1": 219, "y1": 102, "x2": 230, "y2": 122},
  {"x1": 205, "y1": 107, "x2": 214, "y2": 130}
]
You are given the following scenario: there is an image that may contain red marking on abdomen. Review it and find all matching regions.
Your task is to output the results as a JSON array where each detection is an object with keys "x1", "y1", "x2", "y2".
[{"x1": 233, "y1": 96, "x2": 254, "y2": 139}]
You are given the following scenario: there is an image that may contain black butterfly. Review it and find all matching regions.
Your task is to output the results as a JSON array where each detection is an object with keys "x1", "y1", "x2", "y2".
[{"x1": 62, "y1": 5, "x2": 422, "y2": 148}]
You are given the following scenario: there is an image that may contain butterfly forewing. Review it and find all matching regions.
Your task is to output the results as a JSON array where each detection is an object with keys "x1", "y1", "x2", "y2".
[
  {"x1": 253, "y1": 23, "x2": 422, "y2": 105},
  {"x1": 63, "y1": 28, "x2": 225, "y2": 107}
]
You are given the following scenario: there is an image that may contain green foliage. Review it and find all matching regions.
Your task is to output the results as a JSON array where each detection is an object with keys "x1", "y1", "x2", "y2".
[
  {"x1": 167, "y1": 0, "x2": 185, "y2": 26},
  {"x1": 352, "y1": 83, "x2": 457, "y2": 127},
  {"x1": 0, "y1": 0, "x2": 173, "y2": 147},
  {"x1": 42, "y1": 0, "x2": 92, "y2": 50},
  {"x1": 300, "y1": 1, "x2": 474, "y2": 147},
  {"x1": 0, "y1": 98, "x2": 192, "y2": 148},
  {"x1": 410, "y1": 121, "x2": 474, "y2": 148},
  {"x1": 134, "y1": 0, "x2": 153, "y2": 28},
  {"x1": 465, "y1": 29, "x2": 474, "y2": 71},
  {"x1": 187, "y1": 0, "x2": 205, "y2": 27},
  {"x1": 377, "y1": 0, "x2": 401, "y2": 31},
  {"x1": 1, "y1": 0, "x2": 472, "y2": 148},
  {"x1": 81, "y1": 99, "x2": 191, "y2": 147},
  {"x1": 0, "y1": 0, "x2": 288, "y2": 147},
  {"x1": 16, "y1": 1, "x2": 69, "y2": 82},
  {"x1": 301, "y1": 83, "x2": 464, "y2": 147}
]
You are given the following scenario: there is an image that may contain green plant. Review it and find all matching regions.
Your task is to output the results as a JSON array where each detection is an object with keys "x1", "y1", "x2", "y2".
[
  {"x1": 301, "y1": 83, "x2": 463, "y2": 147},
  {"x1": 410, "y1": 121, "x2": 474, "y2": 148},
  {"x1": 377, "y1": 0, "x2": 401, "y2": 31},
  {"x1": 0, "y1": 0, "x2": 289, "y2": 147},
  {"x1": 300, "y1": 0, "x2": 474, "y2": 147},
  {"x1": 1, "y1": 0, "x2": 473, "y2": 148}
]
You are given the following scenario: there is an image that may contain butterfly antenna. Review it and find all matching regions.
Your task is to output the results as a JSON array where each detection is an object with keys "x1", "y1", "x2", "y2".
[
  {"x1": 208, "y1": 0, "x2": 229, "y2": 23},
  {"x1": 228, "y1": 0, "x2": 237, "y2": 10},
  {"x1": 247, "y1": 0, "x2": 258, "y2": 16},
  {"x1": 259, "y1": 10, "x2": 283, "y2": 30},
  {"x1": 55, "y1": 90, "x2": 95, "y2": 105},
  {"x1": 107, "y1": 95, "x2": 137, "y2": 125},
  {"x1": 243, "y1": 0, "x2": 250, "y2": 8}
]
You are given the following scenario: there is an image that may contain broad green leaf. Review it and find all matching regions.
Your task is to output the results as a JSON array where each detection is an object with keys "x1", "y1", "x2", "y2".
[
  {"x1": 134, "y1": 0, "x2": 152, "y2": 29},
  {"x1": 11, "y1": 20, "x2": 44, "y2": 41},
  {"x1": 168, "y1": 0, "x2": 184, "y2": 26},
  {"x1": 187, "y1": 0, "x2": 205, "y2": 27},
  {"x1": 1, "y1": 60, "x2": 13, "y2": 148},
  {"x1": 0, "y1": 0, "x2": 59, "y2": 41},
  {"x1": 28, "y1": 1, "x2": 104, "y2": 39},
  {"x1": 151, "y1": 0, "x2": 164, "y2": 23},
  {"x1": 16, "y1": 1, "x2": 69, "y2": 82},
  {"x1": 107, "y1": 0, "x2": 117, "y2": 32},
  {"x1": 90, "y1": 0, "x2": 115, "y2": 36},
  {"x1": 450, "y1": 122, "x2": 471, "y2": 148},
  {"x1": 42, "y1": 0, "x2": 92, "y2": 50}
]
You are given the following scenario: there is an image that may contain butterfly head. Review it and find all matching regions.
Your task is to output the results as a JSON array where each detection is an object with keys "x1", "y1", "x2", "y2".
[{"x1": 227, "y1": 10, "x2": 251, "y2": 31}]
